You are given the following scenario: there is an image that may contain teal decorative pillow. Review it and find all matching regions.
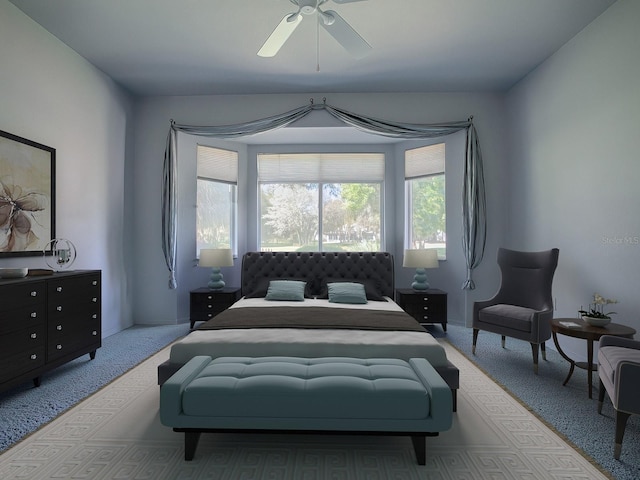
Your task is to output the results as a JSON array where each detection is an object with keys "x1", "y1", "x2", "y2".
[
  {"x1": 265, "y1": 280, "x2": 307, "y2": 301},
  {"x1": 318, "y1": 278, "x2": 385, "y2": 301},
  {"x1": 327, "y1": 282, "x2": 368, "y2": 304}
]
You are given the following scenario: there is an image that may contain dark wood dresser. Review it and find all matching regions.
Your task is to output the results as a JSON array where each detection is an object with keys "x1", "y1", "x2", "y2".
[
  {"x1": 395, "y1": 288, "x2": 448, "y2": 332},
  {"x1": 0, "y1": 270, "x2": 101, "y2": 392}
]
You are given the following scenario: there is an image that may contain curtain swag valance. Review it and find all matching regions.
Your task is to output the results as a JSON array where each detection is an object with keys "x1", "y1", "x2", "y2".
[{"x1": 162, "y1": 100, "x2": 486, "y2": 290}]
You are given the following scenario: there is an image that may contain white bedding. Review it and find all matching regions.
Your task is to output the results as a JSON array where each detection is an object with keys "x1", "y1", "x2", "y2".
[{"x1": 169, "y1": 297, "x2": 449, "y2": 367}]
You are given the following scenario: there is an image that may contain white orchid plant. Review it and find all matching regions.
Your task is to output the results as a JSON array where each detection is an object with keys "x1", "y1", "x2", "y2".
[{"x1": 579, "y1": 293, "x2": 618, "y2": 319}]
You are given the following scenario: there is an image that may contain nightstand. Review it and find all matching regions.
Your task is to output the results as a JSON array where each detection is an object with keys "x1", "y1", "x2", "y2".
[
  {"x1": 189, "y1": 287, "x2": 241, "y2": 329},
  {"x1": 395, "y1": 288, "x2": 448, "y2": 332}
]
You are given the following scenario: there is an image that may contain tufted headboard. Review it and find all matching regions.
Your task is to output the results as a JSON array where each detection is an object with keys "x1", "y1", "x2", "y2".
[{"x1": 241, "y1": 252, "x2": 394, "y2": 298}]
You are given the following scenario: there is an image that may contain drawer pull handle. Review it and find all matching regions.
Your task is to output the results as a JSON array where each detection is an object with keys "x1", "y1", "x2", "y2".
[
  {"x1": 92, "y1": 314, "x2": 97, "y2": 319},
  {"x1": 92, "y1": 330, "x2": 98, "y2": 336},
  {"x1": 57, "y1": 306, "x2": 63, "y2": 311},
  {"x1": 422, "y1": 297, "x2": 429, "y2": 301},
  {"x1": 207, "y1": 295, "x2": 213, "y2": 300},
  {"x1": 207, "y1": 304, "x2": 213, "y2": 309},
  {"x1": 57, "y1": 344, "x2": 63, "y2": 350},
  {"x1": 92, "y1": 280, "x2": 98, "y2": 286},
  {"x1": 57, "y1": 325, "x2": 63, "y2": 331},
  {"x1": 31, "y1": 312, "x2": 37, "y2": 318},
  {"x1": 31, "y1": 333, "x2": 37, "y2": 339},
  {"x1": 423, "y1": 315, "x2": 429, "y2": 320},
  {"x1": 92, "y1": 297, "x2": 98, "y2": 302},
  {"x1": 207, "y1": 313, "x2": 213, "y2": 318},
  {"x1": 31, "y1": 354, "x2": 37, "y2": 360},
  {"x1": 423, "y1": 306, "x2": 429, "y2": 310},
  {"x1": 31, "y1": 291, "x2": 38, "y2": 297},
  {"x1": 57, "y1": 286, "x2": 63, "y2": 292}
]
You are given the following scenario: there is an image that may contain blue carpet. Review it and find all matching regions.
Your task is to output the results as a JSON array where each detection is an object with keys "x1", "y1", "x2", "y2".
[
  {"x1": 2, "y1": 322, "x2": 638, "y2": 479},
  {"x1": 434, "y1": 323, "x2": 639, "y2": 480},
  {"x1": 0, "y1": 323, "x2": 189, "y2": 452}
]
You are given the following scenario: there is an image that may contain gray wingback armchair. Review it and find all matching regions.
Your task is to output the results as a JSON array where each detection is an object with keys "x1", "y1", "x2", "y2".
[
  {"x1": 597, "y1": 335, "x2": 640, "y2": 460},
  {"x1": 472, "y1": 247, "x2": 559, "y2": 374}
]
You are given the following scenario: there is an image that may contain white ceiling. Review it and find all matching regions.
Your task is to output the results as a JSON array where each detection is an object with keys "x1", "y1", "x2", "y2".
[{"x1": 10, "y1": 0, "x2": 616, "y2": 97}]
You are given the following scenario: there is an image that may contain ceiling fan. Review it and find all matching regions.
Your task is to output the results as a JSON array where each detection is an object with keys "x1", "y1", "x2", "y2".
[{"x1": 258, "y1": 0, "x2": 371, "y2": 59}]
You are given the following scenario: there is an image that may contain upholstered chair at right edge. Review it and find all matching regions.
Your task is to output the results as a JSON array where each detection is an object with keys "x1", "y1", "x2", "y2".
[
  {"x1": 472, "y1": 247, "x2": 559, "y2": 374},
  {"x1": 597, "y1": 335, "x2": 640, "y2": 460}
]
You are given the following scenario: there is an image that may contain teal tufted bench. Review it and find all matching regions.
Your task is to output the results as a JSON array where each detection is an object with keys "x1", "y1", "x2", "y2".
[{"x1": 160, "y1": 355, "x2": 453, "y2": 464}]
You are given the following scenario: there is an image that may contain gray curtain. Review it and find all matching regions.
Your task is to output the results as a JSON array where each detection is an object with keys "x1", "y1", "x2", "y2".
[{"x1": 162, "y1": 101, "x2": 486, "y2": 289}]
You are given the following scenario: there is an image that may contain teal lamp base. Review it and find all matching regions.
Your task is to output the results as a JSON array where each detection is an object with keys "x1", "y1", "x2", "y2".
[
  {"x1": 207, "y1": 267, "x2": 225, "y2": 290},
  {"x1": 411, "y1": 268, "x2": 430, "y2": 290}
]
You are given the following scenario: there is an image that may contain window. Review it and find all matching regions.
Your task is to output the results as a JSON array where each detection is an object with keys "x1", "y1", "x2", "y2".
[
  {"x1": 405, "y1": 143, "x2": 446, "y2": 258},
  {"x1": 258, "y1": 153, "x2": 384, "y2": 252},
  {"x1": 196, "y1": 145, "x2": 237, "y2": 254}
]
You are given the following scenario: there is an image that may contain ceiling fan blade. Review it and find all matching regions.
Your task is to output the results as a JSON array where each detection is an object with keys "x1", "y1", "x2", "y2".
[
  {"x1": 257, "y1": 13, "x2": 303, "y2": 57},
  {"x1": 319, "y1": 9, "x2": 371, "y2": 59}
]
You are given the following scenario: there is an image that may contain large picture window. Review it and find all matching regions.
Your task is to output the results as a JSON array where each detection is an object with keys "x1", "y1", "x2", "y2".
[
  {"x1": 196, "y1": 145, "x2": 237, "y2": 255},
  {"x1": 258, "y1": 153, "x2": 384, "y2": 252},
  {"x1": 405, "y1": 143, "x2": 446, "y2": 258}
]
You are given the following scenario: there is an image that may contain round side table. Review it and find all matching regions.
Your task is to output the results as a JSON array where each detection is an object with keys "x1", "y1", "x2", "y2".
[{"x1": 550, "y1": 318, "x2": 636, "y2": 398}]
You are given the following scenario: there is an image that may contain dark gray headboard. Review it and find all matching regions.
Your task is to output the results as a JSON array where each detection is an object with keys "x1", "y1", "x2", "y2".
[{"x1": 241, "y1": 252, "x2": 394, "y2": 298}]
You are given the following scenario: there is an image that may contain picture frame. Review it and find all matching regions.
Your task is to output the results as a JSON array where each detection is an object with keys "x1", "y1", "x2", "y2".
[{"x1": 0, "y1": 129, "x2": 56, "y2": 257}]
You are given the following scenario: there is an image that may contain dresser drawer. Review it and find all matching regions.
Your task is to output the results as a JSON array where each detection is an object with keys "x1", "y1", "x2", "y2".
[
  {"x1": 0, "y1": 304, "x2": 46, "y2": 333},
  {"x1": 0, "y1": 281, "x2": 46, "y2": 310},
  {"x1": 48, "y1": 319, "x2": 101, "y2": 361},
  {"x1": 0, "y1": 327, "x2": 46, "y2": 383},
  {"x1": 48, "y1": 274, "x2": 100, "y2": 299}
]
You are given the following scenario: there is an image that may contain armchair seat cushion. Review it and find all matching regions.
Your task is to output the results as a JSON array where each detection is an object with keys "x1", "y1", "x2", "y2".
[
  {"x1": 598, "y1": 346, "x2": 640, "y2": 385},
  {"x1": 478, "y1": 304, "x2": 535, "y2": 333}
]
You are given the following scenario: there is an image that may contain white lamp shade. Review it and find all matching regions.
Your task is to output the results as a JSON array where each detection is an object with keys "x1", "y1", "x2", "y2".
[
  {"x1": 199, "y1": 248, "x2": 234, "y2": 267},
  {"x1": 403, "y1": 249, "x2": 439, "y2": 269}
]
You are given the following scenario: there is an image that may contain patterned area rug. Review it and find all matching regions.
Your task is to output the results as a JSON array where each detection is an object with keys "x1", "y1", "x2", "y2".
[{"x1": 0, "y1": 341, "x2": 609, "y2": 480}]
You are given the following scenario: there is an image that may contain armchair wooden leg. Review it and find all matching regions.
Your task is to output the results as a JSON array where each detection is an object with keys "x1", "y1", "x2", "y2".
[
  {"x1": 530, "y1": 343, "x2": 539, "y2": 375},
  {"x1": 501, "y1": 335, "x2": 506, "y2": 349},
  {"x1": 613, "y1": 410, "x2": 631, "y2": 460},
  {"x1": 541, "y1": 342, "x2": 546, "y2": 361},
  {"x1": 472, "y1": 328, "x2": 479, "y2": 355},
  {"x1": 597, "y1": 378, "x2": 606, "y2": 414},
  {"x1": 614, "y1": 410, "x2": 631, "y2": 460}
]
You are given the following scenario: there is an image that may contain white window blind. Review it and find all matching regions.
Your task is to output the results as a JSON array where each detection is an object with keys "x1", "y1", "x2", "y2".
[
  {"x1": 258, "y1": 153, "x2": 385, "y2": 183},
  {"x1": 405, "y1": 143, "x2": 445, "y2": 180},
  {"x1": 197, "y1": 145, "x2": 238, "y2": 184}
]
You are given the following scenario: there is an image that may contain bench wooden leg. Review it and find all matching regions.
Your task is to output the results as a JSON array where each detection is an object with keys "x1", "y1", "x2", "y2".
[
  {"x1": 411, "y1": 435, "x2": 425, "y2": 465},
  {"x1": 184, "y1": 430, "x2": 201, "y2": 461},
  {"x1": 412, "y1": 433, "x2": 438, "y2": 465}
]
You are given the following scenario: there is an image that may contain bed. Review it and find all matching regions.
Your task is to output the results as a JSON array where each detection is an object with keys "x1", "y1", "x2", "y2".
[{"x1": 158, "y1": 251, "x2": 459, "y2": 408}]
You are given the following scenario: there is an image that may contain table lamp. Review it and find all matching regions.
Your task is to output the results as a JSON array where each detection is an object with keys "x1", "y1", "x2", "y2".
[
  {"x1": 199, "y1": 248, "x2": 233, "y2": 289},
  {"x1": 403, "y1": 249, "x2": 439, "y2": 290}
]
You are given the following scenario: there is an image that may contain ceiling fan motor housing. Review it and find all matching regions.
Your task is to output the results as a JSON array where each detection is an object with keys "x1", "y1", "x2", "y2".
[{"x1": 298, "y1": 0, "x2": 319, "y2": 15}]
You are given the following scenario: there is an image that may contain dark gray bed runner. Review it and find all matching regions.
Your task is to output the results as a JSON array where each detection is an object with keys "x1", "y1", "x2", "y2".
[{"x1": 196, "y1": 306, "x2": 426, "y2": 332}]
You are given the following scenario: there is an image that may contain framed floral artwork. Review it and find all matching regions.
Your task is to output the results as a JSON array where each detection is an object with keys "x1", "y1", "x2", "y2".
[{"x1": 0, "y1": 129, "x2": 56, "y2": 257}]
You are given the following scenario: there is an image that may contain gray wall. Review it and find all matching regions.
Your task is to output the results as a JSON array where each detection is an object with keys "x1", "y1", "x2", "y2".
[
  {"x1": 506, "y1": 0, "x2": 640, "y2": 358},
  {"x1": 0, "y1": 0, "x2": 135, "y2": 337},
  {"x1": 132, "y1": 93, "x2": 507, "y2": 326}
]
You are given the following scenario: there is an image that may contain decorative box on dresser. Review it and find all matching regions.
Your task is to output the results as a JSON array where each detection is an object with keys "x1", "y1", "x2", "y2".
[
  {"x1": 189, "y1": 287, "x2": 241, "y2": 329},
  {"x1": 0, "y1": 270, "x2": 101, "y2": 393},
  {"x1": 395, "y1": 288, "x2": 448, "y2": 332}
]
